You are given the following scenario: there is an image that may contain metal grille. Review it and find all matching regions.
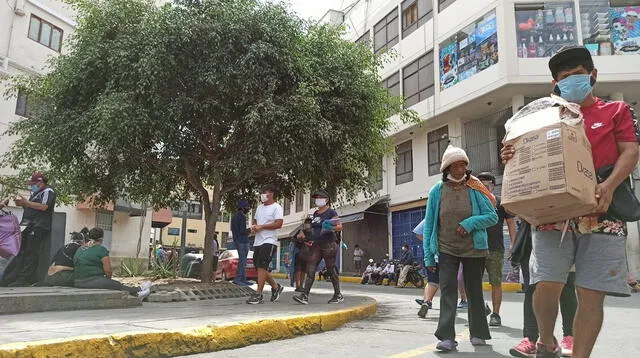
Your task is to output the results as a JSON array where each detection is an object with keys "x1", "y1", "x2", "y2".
[
  {"x1": 464, "y1": 107, "x2": 512, "y2": 175},
  {"x1": 95, "y1": 210, "x2": 113, "y2": 231}
]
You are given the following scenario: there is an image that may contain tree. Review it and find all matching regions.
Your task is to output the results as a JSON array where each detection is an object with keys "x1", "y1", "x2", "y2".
[{"x1": 2, "y1": 0, "x2": 416, "y2": 282}]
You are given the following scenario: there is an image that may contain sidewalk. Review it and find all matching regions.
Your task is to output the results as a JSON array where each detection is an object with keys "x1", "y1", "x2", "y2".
[{"x1": 0, "y1": 287, "x2": 376, "y2": 358}]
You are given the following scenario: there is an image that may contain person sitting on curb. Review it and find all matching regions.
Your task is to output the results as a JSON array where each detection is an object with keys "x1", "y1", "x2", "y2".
[
  {"x1": 395, "y1": 244, "x2": 414, "y2": 288},
  {"x1": 379, "y1": 261, "x2": 395, "y2": 286},
  {"x1": 370, "y1": 263, "x2": 382, "y2": 285},
  {"x1": 41, "y1": 232, "x2": 86, "y2": 287},
  {"x1": 74, "y1": 228, "x2": 151, "y2": 298},
  {"x1": 360, "y1": 259, "x2": 375, "y2": 284}
]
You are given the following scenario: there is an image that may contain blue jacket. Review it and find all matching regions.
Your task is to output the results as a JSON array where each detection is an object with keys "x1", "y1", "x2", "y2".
[
  {"x1": 422, "y1": 181, "x2": 498, "y2": 267},
  {"x1": 231, "y1": 211, "x2": 249, "y2": 244}
]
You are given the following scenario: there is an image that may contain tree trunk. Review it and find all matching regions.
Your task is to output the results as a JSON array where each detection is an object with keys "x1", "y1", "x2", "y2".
[{"x1": 200, "y1": 183, "x2": 222, "y2": 283}]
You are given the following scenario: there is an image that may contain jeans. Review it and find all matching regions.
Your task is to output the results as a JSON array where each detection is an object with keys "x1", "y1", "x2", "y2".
[
  {"x1": 522, "y1": 253, "x2": 577, "y2": 341},
  {"x1": 436, "y1": 252, "x2": 491, "y2": 341},
  {"x1": 235, "y1": 242, "x2": 250, "y2": 282}
]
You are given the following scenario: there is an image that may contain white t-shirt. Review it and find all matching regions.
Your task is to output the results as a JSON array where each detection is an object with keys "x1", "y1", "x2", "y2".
[
  {"x1": 353, "y1": 248, "x2": 364, "y2": 261},
  {"x1": 253, "y1": 202, "x2": 284, "y2": 247}
]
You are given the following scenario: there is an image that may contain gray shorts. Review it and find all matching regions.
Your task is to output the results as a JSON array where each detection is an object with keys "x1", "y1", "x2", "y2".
[{"x1": 530, "y1": 230, "x2": 630, "y2": 297}]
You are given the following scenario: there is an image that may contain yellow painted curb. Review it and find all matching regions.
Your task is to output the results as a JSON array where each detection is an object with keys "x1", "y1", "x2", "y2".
[
  {"x1": 0, "y1": 301, "x2": 377, "y2": 358},
  {"x1": 483, "y1": 282, "x2": 522, "y2": 292}
]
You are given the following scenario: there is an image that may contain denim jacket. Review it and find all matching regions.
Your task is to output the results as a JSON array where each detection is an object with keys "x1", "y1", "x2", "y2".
[{"x1": 422, "y1": 181, "x2": 498, "y2": 267}]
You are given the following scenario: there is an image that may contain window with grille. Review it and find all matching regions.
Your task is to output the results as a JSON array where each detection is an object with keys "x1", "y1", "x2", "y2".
[
  {"x1": 374, "y1": 9, "x2": 399, "y2": 54},
  {"x1": 403, "y1": 51, "x2": 435, "y2": 107},
  {"x1": 395, "y1": 140, "x2": 413, "y2": 185},
  {"x1": 402, "y1": 0, "x2": 433, "y2": 38},
  {"x1": 15, "y1": 90, "x2": 29, "y2": 117},
  {"x1": 427, "y1": 126, "x2": 449, "y2": 176},
  {"x1": 295, "y1": 192, "x2": 304, "y2": 212},
  {"x1": 283, "y1": 198, "x2": 291, "y2": 216},
  {"x1": 383, "y1": 71, "x2": 401, "y2": 98},
  {"x1": 95, "y1": 210, "x2": 113, "y2": 231}
]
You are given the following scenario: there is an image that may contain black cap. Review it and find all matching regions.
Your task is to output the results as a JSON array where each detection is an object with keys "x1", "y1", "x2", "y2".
[
  {"x1": 70, "y1": 232, "x2": 85, "y2": 242},
  {"x1": 311, "y1": 189, "x2": 330, "y2": 199},
  {"x1": 476, "y1": 172, "x2": 496, "y2": 184},
  {"x1": 549, "y1": 45, "x2": 593, "y2": 79}
]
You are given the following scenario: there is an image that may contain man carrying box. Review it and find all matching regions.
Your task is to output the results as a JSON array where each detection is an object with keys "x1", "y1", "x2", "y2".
[{"x1": 502, "y1": 46, "x2": 638, "y2": 358}]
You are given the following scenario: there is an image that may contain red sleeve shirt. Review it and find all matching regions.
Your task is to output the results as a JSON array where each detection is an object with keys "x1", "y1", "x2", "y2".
[{"x1": 580, "y1": 98, "x2": 637, "y2": 170}]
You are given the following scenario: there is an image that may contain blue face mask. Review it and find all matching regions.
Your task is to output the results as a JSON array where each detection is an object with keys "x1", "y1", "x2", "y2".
[
  {"x1": 557, "y1": 74, "x2": 593, "y2": 103},
  {"x1": 31, "y1": 185, "x2": 39, "y2": 192}
]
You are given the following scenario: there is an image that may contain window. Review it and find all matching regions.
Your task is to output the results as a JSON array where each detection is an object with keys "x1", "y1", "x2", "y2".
[
  {"x1": 15, "y1": 90, "x2": 29, "y2": 117},
  {"x1": 370, "y1": 157, "x2": 384, "y2": 191},
  {"x1": 221, "y1": 232, "x2": 229, "y2": 243},
  {"x1": 383, "y1": 72, "x2": 401, "y2": 97},
  {"x1": 167, "y1": 228, "x2": 180, "y2": 236},
  {"x1": 187, "y1": 229, "x2": 198, "y2": 234},
  {"x1": 402, "y1": 0, "x2": 433, "y2": 38},
  {"x1": 309, "y1": 193, "x2": 314, "y2": 209},
  {"x1": 27, "y1": 15, "x2": 63, "y2": 52},
  {"x1": 428, "y1": 126, "x2": 450, "y2": 176},
  {"x1": 374, "y1": 9, "x2": 399, "y2": 54},
  {"x1": 403, "y1": 52, "x2": 435, "y2": 107},
  {"x1": 295, "y1": 191, "x2": 304, "y2": 212},
  {"x1": 95, "y1": 210, "x2": 114, "y2": 231},
  {"x1": 283, "y1": 198, "x2": 291, "y2": 216},
  {"x1": 395, "y1": 140, "x2": 413, "y2": 185},
  {"x1": 438, "y1": 0, "x2": 457, "y2": 12},
  {"x1": 356, "y1": 31, "x2": 370, "y2": 46},
  {"x1": 439, "y1": 10, "x2": 498, "y2": 90},
  {"x1": 579, "y1": 0, "x2": 640, "y2": 56},
  {"x1": 515, "y1": 2, "x2": 578, "y2": 58}
]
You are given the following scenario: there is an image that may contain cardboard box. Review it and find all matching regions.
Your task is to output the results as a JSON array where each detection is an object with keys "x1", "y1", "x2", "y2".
[{"x1": 501, "y1": 107, "x2": 597, "y2": 226}]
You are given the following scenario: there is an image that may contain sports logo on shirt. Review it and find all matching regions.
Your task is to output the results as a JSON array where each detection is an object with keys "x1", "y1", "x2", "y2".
[{"x1": 591, "y1": 122, "x2": 604, "y2": 130}]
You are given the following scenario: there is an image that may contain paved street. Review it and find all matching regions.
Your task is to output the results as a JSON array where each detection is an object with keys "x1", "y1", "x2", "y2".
[{"x1": 186, "y1": 279, "x2": 640, "y2": 358}]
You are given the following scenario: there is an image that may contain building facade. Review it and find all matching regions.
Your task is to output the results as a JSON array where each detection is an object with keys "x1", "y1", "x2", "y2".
[{"x1": 280, "y1": 0, "x2": 640, "y2": 276}]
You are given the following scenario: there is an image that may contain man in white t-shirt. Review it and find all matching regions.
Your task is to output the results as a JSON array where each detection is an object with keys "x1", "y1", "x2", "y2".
[{"x1": 246, "y1": 184, "x2": 285, "y2": 304}]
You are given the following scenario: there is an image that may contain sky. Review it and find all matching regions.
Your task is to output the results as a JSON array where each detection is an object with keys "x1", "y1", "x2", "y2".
[{"x1": 287, "y1": 0, "x2": 346, "y2": 20}]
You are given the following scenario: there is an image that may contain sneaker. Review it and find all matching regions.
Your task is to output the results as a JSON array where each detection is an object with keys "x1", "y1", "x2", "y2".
[
  {"x1": 294, "y1": 287, "x2": 305, "y2": 293},
  {"x1": 293, "y1": 293, "x2": 309, "y2": 305},
  {"x1": 489, "y1": 313, "x2": 502, "y2": 326},
  {"x1": 457, "y1": 300, "x2": 468, "y2": 309},
  {"x1": 140, "y1": 281, "x2": 153, "y2": 291},
  {"x1": 137, "y1": 288, "x2": 151, "y2": 299},
  {"x1": 328, "y1": 294, "x2": 344, "y2": 304},
  {"x1": 629, "y1": 281, "x2": 640, "y2": 293},
  {"x1": 510, "y1": 338, "x2": 537, "y2": 357},
  {"x1": 536, "y1": 339, "x2": 561, "y2": 358},
  {"x1": 246, "y1": 294, "x2": 264, "y2": 304},
  {"x1": 560, "y1": 336, "x2": 573, "y2": 357},
  {"x1": 415, "y1": 299, "x2": 425, "y2": 306},
  {"x1": 470, "y1": 337, "x2": 487, "y2": 346},
  {"x1": 436, "y1": 339, "x2": 458, "y2": 352},
  {"x1": 270, "y1": 284, "x2": 284, "y2": 302},
  {"x1": 485, "y1": 303, "x2": 492, "y2": 316},
  {"x1": 418, "y1": 303, "x2": 429, "y2": 318}
]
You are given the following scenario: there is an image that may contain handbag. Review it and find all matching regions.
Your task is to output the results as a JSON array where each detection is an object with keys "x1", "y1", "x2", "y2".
[
  {"x1": 510, "y1": 221, "x2": 531, "y2": 267},
  {"x1": 596, "y1": 165, "x2": 640, "y2": 222}
]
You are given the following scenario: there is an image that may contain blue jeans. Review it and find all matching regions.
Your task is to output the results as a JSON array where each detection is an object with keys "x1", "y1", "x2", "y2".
[{"x1": 235, "y1": 243, "x2": 250, "y2": 282}]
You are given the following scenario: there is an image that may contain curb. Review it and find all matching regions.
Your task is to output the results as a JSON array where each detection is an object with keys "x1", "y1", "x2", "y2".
[
  {"x1": 0, "y1": 300, "x2": 377, "y2": 358},
  {"x1": 273, "y1": 273, "x2": 522, "y2": 292}
]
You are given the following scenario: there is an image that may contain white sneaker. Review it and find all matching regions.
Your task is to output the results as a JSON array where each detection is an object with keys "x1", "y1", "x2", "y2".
[
  {"x1": 137, "y1": 288, "x2": 151, "y2": 299},
  {"x1": 140, "y1": 281, "x2": 153, "y2": 291}
]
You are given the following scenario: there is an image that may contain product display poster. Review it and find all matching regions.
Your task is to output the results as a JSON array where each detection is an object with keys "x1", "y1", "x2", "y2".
[
  {"x1": 440, "y1": 42, "x2": 458, "y2": 90},
  {"x1": 610, "y1": 7, "x2": 640, "y2": 55},
  {"x1": 476, "y1": 15, "x2": 497, "y2": 44}
]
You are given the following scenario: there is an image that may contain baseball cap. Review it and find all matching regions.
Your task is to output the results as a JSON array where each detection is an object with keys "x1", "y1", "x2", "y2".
[
  {"x1": 311, "y1": 189, "x2": 330, "y2": 199},
  {"x1": 28, "y1": 171, "x2": 46, "y2": 185},
  {"x1": 548, "y1": 45, "x2": 593, "y2": 80},
  {"x1": 476, "y1": 172, "x2": 496, "y2": 184}
]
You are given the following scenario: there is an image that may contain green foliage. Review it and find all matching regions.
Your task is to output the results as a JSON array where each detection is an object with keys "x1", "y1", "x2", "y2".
[
  {"x1": 150, "y1": 257, "x2": 178, "y2": 279},
  {"x1": 120, "y1": 257, "x2": 146, "y2": 277},
  {"x1": 2, "y1": 0, "x2": 417, "y2": 280}
]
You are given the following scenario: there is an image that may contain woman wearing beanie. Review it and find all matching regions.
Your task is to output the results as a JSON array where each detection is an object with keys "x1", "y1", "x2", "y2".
[{"x1": 423, "y1": 145, "x2": 498, "y2": 352}]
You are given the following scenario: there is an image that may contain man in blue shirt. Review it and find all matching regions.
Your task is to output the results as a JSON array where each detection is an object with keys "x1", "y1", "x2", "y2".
[{"x1": 231, "y1": 200, "x2": 251, "y2": 286}]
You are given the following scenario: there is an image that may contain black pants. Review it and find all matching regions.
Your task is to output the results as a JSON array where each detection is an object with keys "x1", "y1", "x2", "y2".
[
  {"x1": 3, "y1": 227, "x2": 48, "y2": 285},
  {"x1": 303, "y1": 240, "x2": 340, "y2": 296},
  {"x1": 521, "y1": 253, "x2": 577, "y2": 341},
  {"x1": 436, "y1": 252, "x2": 491, "y2": 341}
]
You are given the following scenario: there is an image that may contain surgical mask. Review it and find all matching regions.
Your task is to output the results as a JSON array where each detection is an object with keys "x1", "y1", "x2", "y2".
[
  {"x1": 315, "y1": 198, "x2": 328, "y2": 207},
  {"x1": 447, "y1": 174, "x2": 465, "y2": 183},
  {"x1": 557, "y1": 74, "x2": 593, "y2": 103},
  {"x1": 31, "y1": 184, "x2": 39, "y2": 192},
  {"x1": 260, "y1": 194, "x2": 268, "y2": 203}
]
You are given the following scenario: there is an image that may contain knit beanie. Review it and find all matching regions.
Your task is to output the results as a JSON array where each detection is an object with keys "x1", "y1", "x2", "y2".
[{"x1": 440, "y1": 145, "x2": 469, "y2": 173}]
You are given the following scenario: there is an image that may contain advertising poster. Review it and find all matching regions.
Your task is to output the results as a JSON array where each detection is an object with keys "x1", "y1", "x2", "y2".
[
  {"x1": 439, "y1": 42, "x2": 458, "y2": 90},
  {"x1": 610, "y1": 7, "x2": 640, "y2": 55},
  {"x1": 439, "y1": 10, "x2": 499, "y2": 91}
]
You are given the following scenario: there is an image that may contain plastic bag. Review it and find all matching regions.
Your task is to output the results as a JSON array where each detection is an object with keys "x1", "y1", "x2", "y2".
[
  {"x1": 504, "y1": 95, "x2": 583, "y2": 143},
  {"x1": 0, "y1": 211, "x2": 21, "y2": 259}
]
